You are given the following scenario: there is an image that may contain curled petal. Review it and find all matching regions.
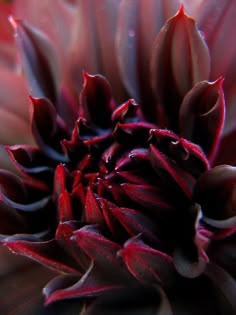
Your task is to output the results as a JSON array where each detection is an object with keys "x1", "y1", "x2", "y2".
[
  {"x1": 5, "y1": 237, "x2": 78, "y2": 274},
  {"x1": 73, "y1": 225, "x2": 121, "y2": 268},
  {"x1": 194, "y1": 165, "x2": 236, "y2": 228},
  {"x1": 111, "y1": 99, "x2": 139, "y2": 124},
  {"x1": 119, "y1": 235, "x2": 174, "y2": 286},
  {"x1": 179, "y1": 78, "x2": 225, "y2": 162},
  {"x1": 6, "y1": 145, "x2": 55, "y2": 182},
  {"x1": 149, "y1": 144, "x2": 193, "y2": 198},
  {"x1": 30, "y1": 96, "x2": 69, "y2": 161},
  {"x1": 151, "y1": 5, "x2": 210, "y2": 130},
  {"x1": 121, "y1": 183, "x2": 172, "y2": 211},
  {"x1": 44, "y1": 262, "x2": 124, "y2": 305},
  {"x1": 79, "y1": 73, "x2": 115, "y2": 128}
]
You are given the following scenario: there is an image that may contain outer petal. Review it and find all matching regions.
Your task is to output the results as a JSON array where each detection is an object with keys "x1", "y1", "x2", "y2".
[
  {"x1": 5, "y1": 237, "x2": 79, "y2": 274},
  {"x1": 194, "y1": 165, "x2": 236, "y2": 229},
  {"x1": 79, "y1": 73, "x2": 115, "y2": 128},
  {"x1": 151, "y1": 5, "x2": 210, "y2": 130},
  {"x1": 191, "y1": 0, "x2": 236, "y2": 136},
  {"x1": 116, "y1": 0, "x2": 179, "y2": 121},
  {"x1": 13, "y1": 0, "x2": 78, "y2": 62},
  {"x1": 119, "y1": 235, "x2": 174, "y2": 286},
  {"x1": 10, "y1": 17, "x2": 60, "y2": 102},
  {"x1": 67, "y1": 0, "x2": 125, "y2": 102},
  {"x1": 179, "y1": 78, "x2": 225, "y2": 162},
  {"x1": 29, "y1": 97, "x2": 69, "y2": 161}
]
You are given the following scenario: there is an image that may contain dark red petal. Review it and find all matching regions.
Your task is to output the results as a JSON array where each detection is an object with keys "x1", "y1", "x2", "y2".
[
  {"x1": 194, "y1": 165, "x2": 236, "y2": 229},
  {"x1": 29, "y1": 96, "x2": 68, "y2": 161},
  {"x1": 111, "y1": 207, "x2": 160, "y2": 244},
  {"x1": 5, "y1": 237, "x2": 79, "y2": 274},
  {"x1": 6, "y1": 145, "x2": 55, "y2": 182},
  {"x1": 179, "y1": 78, "x2": 225, "y2": 162},
  {"x1": 83, "y1": 188, "x2": 104, "y2": 224},
  {"x1": 72, "y1": 225, "x2": 121, "y2": 268},
  {"x1": 149, "y1": 144, "x2": 193, "y2": 198},
  {"x1": 116, "y1": 0, "x2": 179, "y2": 122},
  {"x1": 150, "y1": 128, "x2": 210, "y2": 176},
  {"x1": 79, "y1": 72, "x2": 115, "y2": 128},
  {"x1": 56, "y1": 221, "x2": 89, "y2": 271},
  {"x1": 111, "y1": 99, "x2": 139, "y2": 123},
  {"x1": 10, "y1": 17, "x2": 59, "y2": 102},
  {"x1": 58, "y1": 190, "x2": 73, "y2": 223},
  {"x1": 151, "y1": 5, "x2": 210, "y2": 130},
  {"x1": 121, "y1": 182, "x2": 172, "y2": 212},
  {"x1": 44, "y1": 262, "x2": 124, "y2": 305},
  {"x1": 119, "y1": 235, "x2": 174, "y2": 286}
]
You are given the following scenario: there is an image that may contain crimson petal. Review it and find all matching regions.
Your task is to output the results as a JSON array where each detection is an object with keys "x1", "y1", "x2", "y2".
[
  {"x1": 6, "y1": 145, "x2": 55, "y2": 182},
  {"x1": 44, "y1": 262, "x2": 124, "y2": 305},
  {"x1": 111, "y1": 207, "x2": 160, "y2": 244},
  {"x1": 30, "y1": 96, "x2": 69, "y2": 161},
  {"x1": 119, "y1": 235, "x2": 174, "y2": 286},
  {"x1": 5, "y1": 237, "x2": 79, "y2": 274}
]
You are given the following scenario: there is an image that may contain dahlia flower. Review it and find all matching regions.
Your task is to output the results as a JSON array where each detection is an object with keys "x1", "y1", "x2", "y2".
[{"x1": 0, "y1": 1, "x2": 235, "y2": 314}]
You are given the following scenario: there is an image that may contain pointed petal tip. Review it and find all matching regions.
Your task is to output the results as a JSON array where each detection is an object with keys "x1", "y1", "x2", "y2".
[{"x1": 177, "y1": 3, "x2": 185, "y2": 16}]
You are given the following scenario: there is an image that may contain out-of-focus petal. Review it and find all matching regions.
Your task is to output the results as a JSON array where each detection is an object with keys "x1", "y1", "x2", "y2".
[
  {"x1": 79, "y1": 73, "x2": 115, "y2": 129},
  {"x1": 179, "y1": 78, "x2": 225, "y2": 162},
  {"x1": 67, "y1": 0, "x2": 125, "y2": 102},
  {"x1": 13, "y1": 0, "x2": 78, "y2": 61},
  {"x1": 151, "y1": 5, "x2": 210, "y2": 130},
  {"x1": 117, "y1": 0, "x2": 179, "y2": 121},
  {"x1": 189, "y1": 0, "x2": 236, "y2": 136},
  {"x1": 205, "y1": 263, "x2": 236, "y2": 314},
  {"x1": 0, "y1": 2, "x2": 16, "y2": 69},
  {"x1": 10, "y1": 17, "x2": 60, "y2": 102}
]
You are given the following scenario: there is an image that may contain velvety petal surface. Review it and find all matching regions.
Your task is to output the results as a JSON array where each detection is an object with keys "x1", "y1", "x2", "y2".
[{"x1": 151, "y1": 5, "x2": 210, "y2": 130}]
